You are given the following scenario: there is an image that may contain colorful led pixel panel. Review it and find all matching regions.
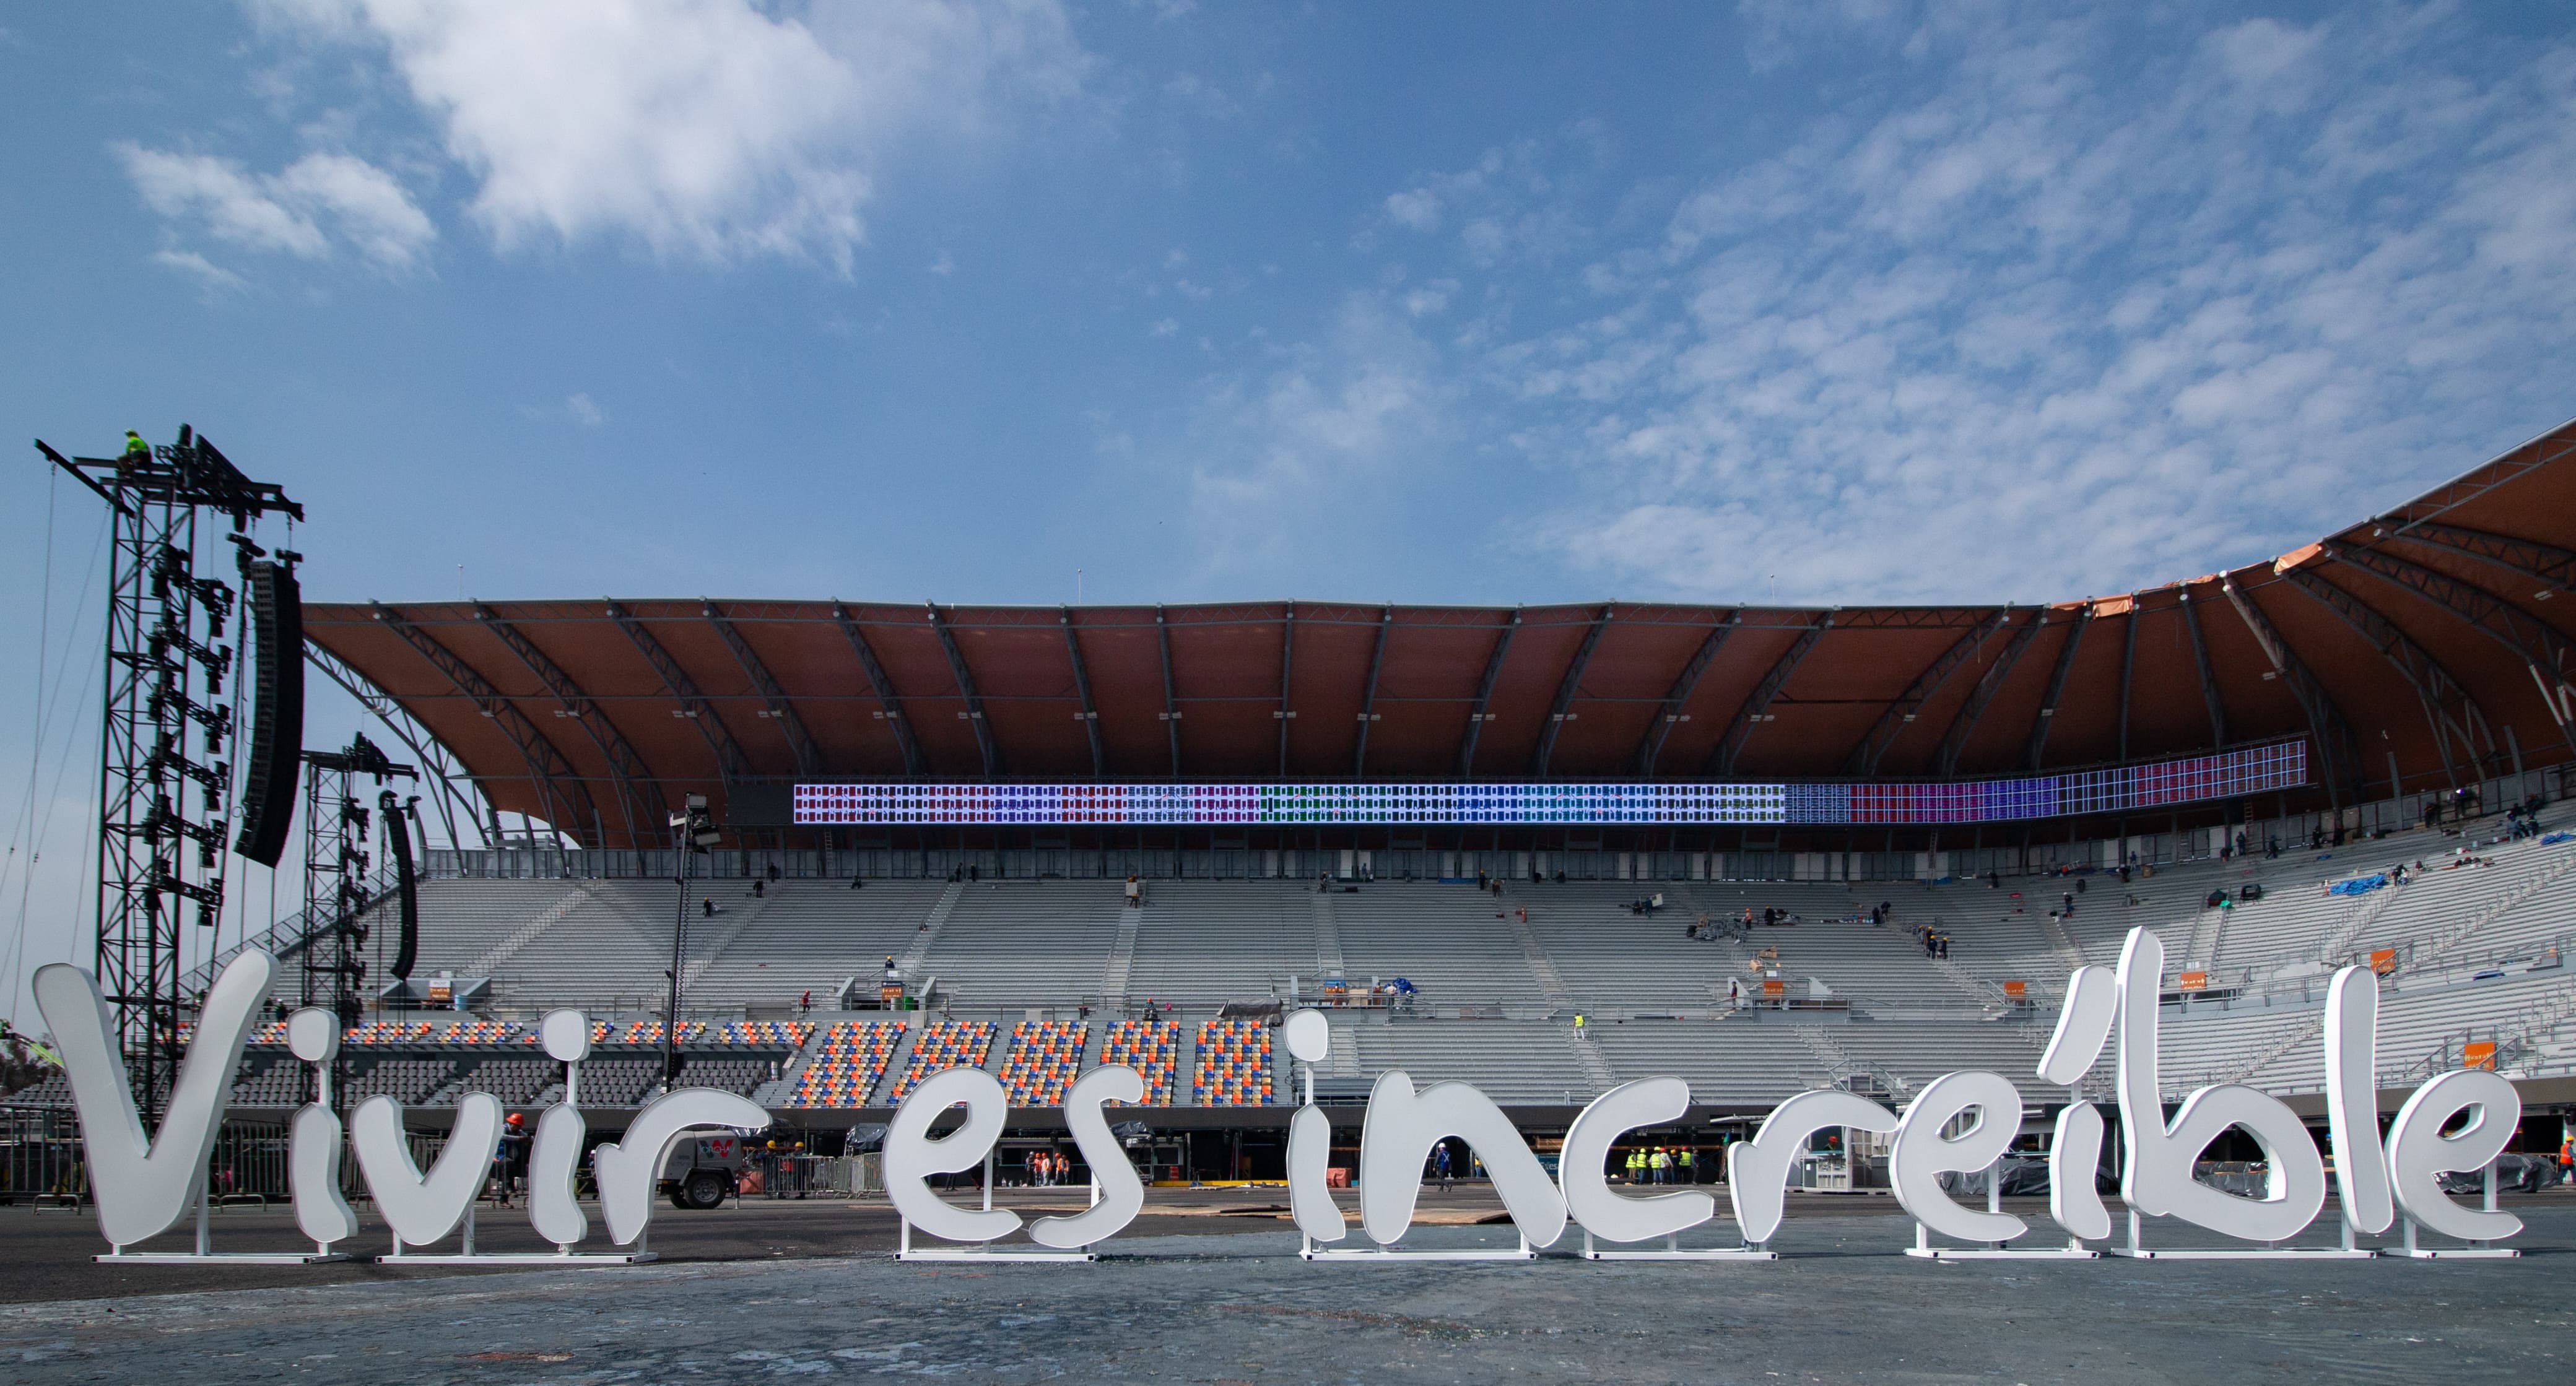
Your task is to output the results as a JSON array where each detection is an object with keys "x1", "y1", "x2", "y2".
[{"x1": 793, "y1": 742, "x2": 2304, "y2": 828}]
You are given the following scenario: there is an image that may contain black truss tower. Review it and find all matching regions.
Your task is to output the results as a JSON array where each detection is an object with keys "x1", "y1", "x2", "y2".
[
  {"x1": 301, "y1": 734, "x2": 414, "y2": 1108},
  {"x1": 35, "y1": 428, "x2": 301, "y2": 1125}
]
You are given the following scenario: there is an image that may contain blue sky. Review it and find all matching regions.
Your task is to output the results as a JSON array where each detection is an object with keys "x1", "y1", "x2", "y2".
[{"x1": 2, "y1": 1, "x2": 2572, "y2": 1020}]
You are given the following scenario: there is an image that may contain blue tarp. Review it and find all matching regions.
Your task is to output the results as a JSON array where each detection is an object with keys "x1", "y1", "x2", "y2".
[
  {"x1": 2326, "y1": 873, "x2": 2389, "y2": 896},
  {"x1": 2543, "y1": 831, "x2": 2573, "y2": 846}
]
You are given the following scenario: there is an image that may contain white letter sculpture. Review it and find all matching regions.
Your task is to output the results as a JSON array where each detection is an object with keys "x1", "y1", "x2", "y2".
[
  {"x1": 2323, "y1": 966, "x2": 2395, "y2": 1249},
  {"x1": 34, "y1": 951, "x2": 271, "y2": 1258},
  {"x1": 1281, "y1": 1009, "x2": 1349, "y2": 1250},
  {"x1": 2387, "y1": 1068, "x2": 2523, "y2": 1257},
  {"x1": 1727, "y1": 1089, "x2": 1898, "y2": 1252},
  {"x1": 592, "y1": 1086, "x2": 770, "y2": 1249},
  {"x1": 1027, "y1": 1064, "x2": 1147, "y2": 1254},
  {"x1": 2112, "y1": 927, "x2": 2330, "y2": 1256},
  {"x1": 526, "y1": 1009, "x2": 596, "y2": 1254},
  {"x1": 1891, "y1": 1070, "x2": 2033, "y2": 1255},
  {"x1": 355, "y1": 1090, "x2": 505, "y2": 1257},
  {"x1": 884, "y1": 1067, "x2": 1024, "y2": 1258},
  {"x1": 286, "y1": 1008, "x2": 359, "y2": 1257},
  {"x1": 1562, "y1": 1078, "x2": 1726, "y2": 1258},
  {"x1": 2035, "y1": 964, "x2": 2117, "y2": 1247},
  {"x1": 1350, "y1": 1070, "x2": 1565, "y2": 1257}
]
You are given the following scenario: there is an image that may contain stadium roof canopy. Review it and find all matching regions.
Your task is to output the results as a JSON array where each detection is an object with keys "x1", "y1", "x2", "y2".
[{"x1": 308, "y1": 420, "x2": 2576, "y2": 849}]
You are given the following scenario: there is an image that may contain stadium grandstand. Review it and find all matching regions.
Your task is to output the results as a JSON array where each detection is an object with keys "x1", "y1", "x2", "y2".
[{"x1": 10, "y1": 421, "x2": 2576, "y2": 1179}]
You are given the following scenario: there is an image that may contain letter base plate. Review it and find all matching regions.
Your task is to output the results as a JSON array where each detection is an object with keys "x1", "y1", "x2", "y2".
[
  {"x1": 96, "y1": 1252, "x2": 352, "y2": 1264},
  {"x1": 1905, "y1": 1247, "x2": 2099, "y2": 1260},
  {"x1": 376, "y1": 1252, "x2": 658, "y2": 1265}
]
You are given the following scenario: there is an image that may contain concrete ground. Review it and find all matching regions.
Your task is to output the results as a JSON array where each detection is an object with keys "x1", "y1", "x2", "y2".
[{"x1": 2, "y1": 1189, "x2": 2569, "y2": 1384}]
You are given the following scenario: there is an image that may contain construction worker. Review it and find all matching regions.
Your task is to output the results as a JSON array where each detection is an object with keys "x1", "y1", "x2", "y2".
[
  {"x1": 120, "y1": 430, "x2": 149, "y2": 461},
  {"x1": 1678, "y1": 1146, "x2": 1696, "y2": 1183},
  {"x1": 1572, "y1": 1011, "x2": 1587, "y2": 1041}
]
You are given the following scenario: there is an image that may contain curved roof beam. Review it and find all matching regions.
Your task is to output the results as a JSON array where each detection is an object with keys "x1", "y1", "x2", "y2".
[
  {"x1": 1531, "y1": 605, "x2": 1613, "y2": 779},
  {"x1": 2179, "y1": 591, "x2": 2229, "y2": 748},
  {"x1": 2277, "y1": 567, "x2": 2494, "y2": 784},
  {"x1": 707, "y1": 601, "x2": 820, "y2": 778},
  {"x1": 304, "y1": 643, "x2": 487, "y2": 849},
  {"x1": 373, "y1": 603, "x2": 598, "y2": 844},
  {"x1": 2024, "y1": 609, "x2": 2093, "y2": 770},
  {"x1": 474, "y1": 602, "x2": 660, "y2": 845},
  {"x1": 1455, "y1": 609, "x2": 1520, "y2": 778},
  {"x1": 832, "y1": 604, "x2": 923, "y2": 779},
  {"x1": 1155, "y1": 605, "x2": 1181, "y2": 780},
  {"x1": 1635, "y1": 613, "x2": 1739, "y2": 779},
  {"x1": 1708, "y1": 617, "x2": 1830, "y2": 777},
  {"x1": 606, "y1": 600, "x2": 750, "y2": 785},
  {"x1": 1062, "y1": 608, "x2": 1103, "y2": 781},
  {"x1": 1353, "y1": 606, "x2": 1392, "y2": 779},
  {"x1": 2219, "y1": 577, "x2": 2365, "y2": 803},
  {"x1": 2322, "y1": 542, "x2": 2576, "y2": 753},
  {"x1": 926, "y1": 604, "x2": 997, "y2": 781},
  {"x1": 1276, "y1": 603, "x2": 1295, "y2": 777},
  {"x1": 2389, "y1": 522, "x2": 2576, "y2": 600},
  {"x1": 1934, "y1": 611, "x2": 2043, "y2": 776},
  {"x1": 2117, "y1": 602, "x2": 2138, "y2": 761},
  {"x1": 1842, "y1": 612, "x2": 2005, "y2": 776}
]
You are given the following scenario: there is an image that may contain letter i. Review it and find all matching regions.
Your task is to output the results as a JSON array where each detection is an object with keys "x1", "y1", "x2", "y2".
[
  {"x1": 1281, "y1": 1009, "x2": 1345, "y2": 1251},
  {"x1": 2034, "y1": 967, "x2": 2115, "y2": 1247},
  {"x1": 286, "y1": 1008, "x2": 359, "y2": 1256},
  {"x1": 528, "y1": 1010, "x2": 591, "y2": 1250}
]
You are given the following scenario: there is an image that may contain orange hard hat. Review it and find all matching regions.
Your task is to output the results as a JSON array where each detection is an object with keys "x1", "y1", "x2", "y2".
[{"x1": 506, "y1": 1112, "x2": 526, "y2": 1127}]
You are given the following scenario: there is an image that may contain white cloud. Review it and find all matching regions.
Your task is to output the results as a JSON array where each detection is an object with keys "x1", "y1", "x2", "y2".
[
  {"x1": 118, "y1": 144, "x2": 434, "y2": 270},
  {"x1": 1384, "y1": 188, "x2": 1441, "y2": 232},
  {"x1": 258, "y1": 0, "x2": 1087, "y2": 271},
  {"x1": 929, "y1": 249, "x2": 956, "y2": 275},
  {"x1": 566, "y1": 392, "x2": 606, "y2": 427},
  {"x1": 1175, "y1": 293, "x2": 1451, "y2": 573},
  {"x1": 1372, "y1": 8, "x2": 2576, "y2": 605},
  {"x1": 151, "y1": 249, "x2": 247, "y2": 291},
  {"x1": 1149, "y1": 318, "x2": 1179, "y2": 337}
]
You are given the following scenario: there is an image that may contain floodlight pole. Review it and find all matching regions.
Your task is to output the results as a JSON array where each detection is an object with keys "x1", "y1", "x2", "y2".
[{"x1": 663, "y1": 793, "x2": 712, "y2": 1092}]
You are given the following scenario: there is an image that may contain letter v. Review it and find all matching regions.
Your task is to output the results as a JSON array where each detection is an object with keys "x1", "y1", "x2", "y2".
[{"x1": 34, "y1": 951, "x2": 273, "y2": 1249}]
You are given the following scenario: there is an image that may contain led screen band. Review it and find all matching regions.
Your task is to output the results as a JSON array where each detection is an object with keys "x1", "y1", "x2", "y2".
[{"x1": 793, "y1": 742, "x2": 2305, "y2": 828}]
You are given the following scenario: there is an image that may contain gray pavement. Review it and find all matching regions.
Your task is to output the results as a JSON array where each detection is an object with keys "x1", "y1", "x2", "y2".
[{"x1": 2, "y1": 1194, "x2": 2570, "y2": 1384}]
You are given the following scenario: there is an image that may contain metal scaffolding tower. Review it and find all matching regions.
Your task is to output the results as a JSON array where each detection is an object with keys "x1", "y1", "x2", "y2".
[{"x1": 35, "y1": 428, "x2": 301, "y2": 1125}]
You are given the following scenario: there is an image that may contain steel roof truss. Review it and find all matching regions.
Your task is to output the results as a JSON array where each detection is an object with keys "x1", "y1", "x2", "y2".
[
  {"x1": 607, "y1": 600, "x2": 752, "y2": 784},
  {"x1": 2221, "y1": 578, "x2": 2364, "y2": 802},
  {"x1": 1636, "y1": 613, "x2": 1739, "y2": 778},
  {"x1": 1842, "y1": 613, "x2": 2002, "y2": 776},
  {"x1": 1531, "y1": 605, "x2": 1613, "y2": 778},
  {"x1": 475, "y1": 602, "x2": 661, "y2": 843},
  {"x1": 2180, "y1": 592, "x2": 2229, "y2": 748},
  {"x1": 926, "y1": 604, "x2": 998, "y2": 781},
  {"x1": 1063, "y1": 609, "x2": 1103, "y2": 781},
  {"x1": 1709, "y1": 618, "x2": 1830, "y2": 777},
  {"x1": 2326, "y1": 542, "x2": 2576, "y2": 750},
  {"x1": 1277, "y1": 603, "x2": 1295, "y2": 777},
  {"x1": 2393, "y1": 522, "x2": 2576, "y2": 600},
  {"x1": 1353, "y1": 605, "x2": 1392, "y2": 779},
  {"x1": 706, "y1": 602, "x2": 821, "y2": 778},
  {"x1": 2024, "y1": 609, "x2": 2093, "y2": 771},
  {"x1": 1933, "y1": 613, "x2": 2043, "y2": 776},
  {"x1": 1455, "y1": 609, "x2": 1520, "y2": 778},
  {"x1": 2279, "y1": 569, "x2": 2492, "y2": 786},
  {"x1": 375, "y1": 603, "x2": 599, "y2": 844},
  {"x1": 1156, "y1": 606, "x2": 1180, "y2": 780},
  {"x1": 830, "y1": 604, "x2": 924, "y2": 778}
]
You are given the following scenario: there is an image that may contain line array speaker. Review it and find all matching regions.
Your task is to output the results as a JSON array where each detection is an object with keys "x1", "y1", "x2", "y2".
[
  {"x1": 232, "y1": 559, "x2": 303, "y2": 867},
  {"x1": 383, "y1": 791, "x2": 420, "y2": 981}
]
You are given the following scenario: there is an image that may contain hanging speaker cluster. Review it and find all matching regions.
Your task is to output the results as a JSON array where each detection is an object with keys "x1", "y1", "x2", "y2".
[
  {"x1": 232, "y1": 555, "x2": 305, "y2": 867},
  {"x1": 382, "y1": 790, "x2": 420, "y2": 980}
]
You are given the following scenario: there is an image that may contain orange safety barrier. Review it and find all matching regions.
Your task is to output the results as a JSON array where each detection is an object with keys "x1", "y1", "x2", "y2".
[
  {"x1": 2177, "y1": 971, "x2": 2209, "y2": 993},
  {"x1": 2001, "y1": 980, "x2": 2028, "y2": 1000},
  {"x1": 2368, "y1": 948, "x2": 2398, "y2": 976},
  {"x1": 2463, "y1": 1041, "x2": 2497, "y2": 1070}
]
